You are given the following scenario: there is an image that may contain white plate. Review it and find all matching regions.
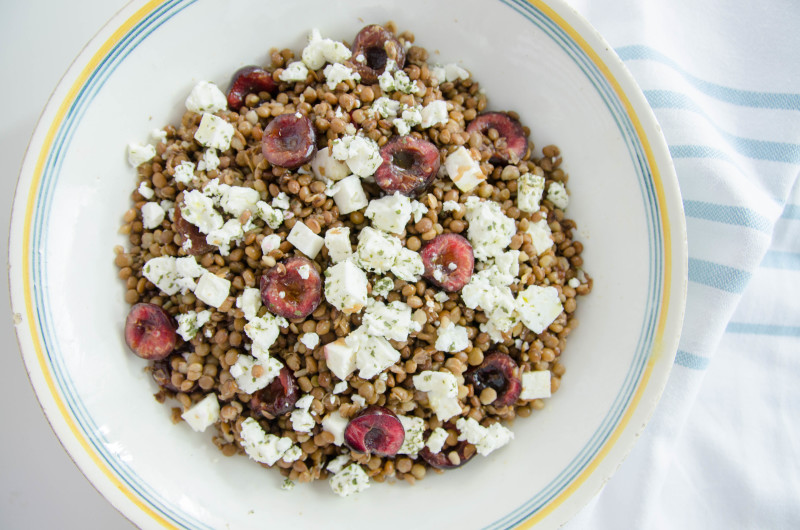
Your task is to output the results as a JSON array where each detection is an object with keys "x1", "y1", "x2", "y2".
[{"x1": 9, "y1": 0, "x2": 687, "y2": 528}]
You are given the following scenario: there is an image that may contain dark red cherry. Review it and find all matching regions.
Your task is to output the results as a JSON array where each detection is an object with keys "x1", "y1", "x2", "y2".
[
  {"x1": 227, "y1": 66, "x2": 277, "y2": 110},
  {"x1": 374, "y1": 135, "x2": 440, "y2": 196},
  {"x1": 124, "y1": 303, "x2": 176, "y2": 360},
  {"x1": 250, "y1": 367, "x2": 300, "y2": 417},
  {"x1": 464, "y1": 352, "x2": 522, "y2": 407},
  {"x1": 351, "y1": 25, "x2": 406, "y2": 84},
  {"x1": 420, "y1": 233, "x2": 474, "y2": 292},
  {"x1": 419, "y1": 441, "x2": 476, "y2": 469},
  {"x1": 260, "y1": 256, "x2": 322, "y2": 319},
  {"x1": 344, "y1": 406, "x2": 405, "y2": 456},
  {"x1": 261, "y1": 113, "x2": 317, "y2": 169},
  {"x1": 466, "y1": 112, "x2": 528, "y2": 164}
]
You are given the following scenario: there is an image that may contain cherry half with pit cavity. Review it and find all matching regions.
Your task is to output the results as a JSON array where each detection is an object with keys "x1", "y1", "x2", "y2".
[
  {"x1": 260, "y1": 256, "x2": 322, "y2": 319},
  {"x1": 420, "y1": 233, "x2": 474, "y2": 292},
  {"x1": 375, "y1": 135, "x2": 440, "y2": 196},
  {"x1": 227, "y1": 66, "x2": 277, "y2": 111},
  {"x1": 351, "y1": 24, "x2": 406, "y2": 84},
  {"x1": 419, "y1": 440, "x2": 476, "y2": 469},
  {"x1": 124, "y1": 303, "x2": 176, "y2": 360},
  {"x1": 466, "y1": 112, "x2": 528, "y2": 165},
  {"x1": 465, "y1": 352, "x2": 522, "y2": 407},
  {"x1": 344, "y1": 405, "x2": 405, "y2": 457},
  {"x1": 250, "y1": 366, "x2": 300, "y2": 417},
  {"x1": 261, "y1": 113, "x2": 317, "y2": 169}
]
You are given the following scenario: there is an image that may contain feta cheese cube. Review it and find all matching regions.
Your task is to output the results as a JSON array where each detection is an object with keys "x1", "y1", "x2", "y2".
[
  {"x1": 127, "y1": 142, "x2": 156, "y2": 168},
  {"x1": 392, "y1": 104, "x2": 422, "y2": 135},
  {"x1": 348, "y1": 327, "x2": 401, "y2": 380},
  {"x1": 142, "y1": 256, "x2": 180, "y2": 296},
  {"x1": 428, "y1": 395, "x2": 462, "y2": 422},
  {"x1": 194, "y1": 113, "x2": 234, "y2": 151},
  {"x1": 372, "y1": 277, "x2": 394, "y2": 297},
  {"x1": 324, "y1": 338, "x2": 357, "y2": 380},
  {"x1": 527, "y1": 218, "x2": 554, "y2": 256},
  {"x1": 390, "y1": 247, "x2": 424, "y2": 282},
  {"x1": 456, "y1": 417, "x2": 514, "y2": 457},
  {"x1": 181, "y1": 393, "x2": 220, "y2": 432},
  {"x1": 516, "y1": 285, "x2": 563, "y2": 334},
  {"x1": 420, "y1": 100, "x2": 448, "y2": 128},
  {"x1": 230, "y1": 355, "x2": 283, "y2": 394},
  {"x1": 464, "y1": 196, "x2": 516, "y2": 260},
  {"x1": 364, "y1": 192, "x2": 412, "y2": 234},
  {"x1": 300, "y1": 332, "x2": 319, "y2": 350},
  {"x1": 197, "y1": 148, "x2": 220, "y2": 171},
  {"x1": 355, "y1": 227, "x2": 402, "y2": 273},
  {"x1": 137, "y1": 181, "x2": 155, "y2": 199},
  {"x1": 371, "y1": 97, "x2": 401, "y2": 119},
  {"x1": 378, "y1": 63, "x2": 420, "y2": 94},
  {"x1": 205, "y1": 218, "x2": 244, "y2": 256},
  {"x1": 322, "y1": 412, "x2": 349, "y2": 446},
  {"x1": 220, "y1": 186, "x2": 260, "y2": 217},
  {"x1": 329, "y1": 463, "x2": 370, "y2": 497},
  {"x1": 330, "y1": 135, "x2": 382, "y2": 178},
  {"x1": 260, "y1": 233, "x2": 282, "y2": 255},
  {"x1": 362, "y1": 300, "x2": 421, "y2": 341},
  {"x1": 255, "y1": 201, "x2": 284, "y2": 230},
  {"x1": 324, "y1": 260, "x2": 368, "y2": 315},
  {"x1": 331, "y1": 175, "x2": 369, "y2": 214},
  {"x1": 239, "y1": 417, "x2": 293, "y2": 466},
  {"x1": 244, "y1": 313, "x2": 288, "y2": 359},
  {"x1": 445, "y1": 146, "x2": 486, "y2": 192},
  {"x1": 413, "y1": 370, "x2": 461, "y2": 421},
  {"x1": 520, "y1": 371, "x2": 552, "y2": 400},
  {"x1": 441, "y1": 200, "x2": 461, "y2": 213},
  {"x1": 236, "y1": 287, "x2": 262, "y2": 321},
  {"x1": 279, "y1": 61, "x2": 310, "y2": 83},
  {"x1": 325, "y1": 454, "x2": 351, "y2": 473},
  {"x1": 173, "y1": 160, "x2": 196, "y2": 185},
  {"x1": 323, "y1": 62, "x2": 361, "y2": 90},
  {"x1": 290, "y1": 408, "x2": 316, "y2": 433},
  {"x1": 430, "y1": 63, "x2": 470, "y2": 83},
  {"x1": 301, "y1": 28, "x2": 352, "y2": 70},
  {"x1": 185, "y1": 81, "x2": 227, "y2": 113},
  {"x1": 332, "y1": 381, "x2": 349, "y2": 394},
  {"x1": 435, "y1": 321, "x2": 470, "y2": 352},
  {"x1": 181, "y1": 190, "x2": 223, "y2": 234},
  {"x1": 141, "y1": 202, "x2": 165, "y2": 229},
  {"x1": 281, "y1": 446, "x2": 303, "y2": 464},
  {"x1": 175, "y1": 309, "x2": 212, "y2": 341},
  {"x1": 324, "y1": 226, "x2": 353, "y2": 263},
  {"x1": 287, "y1": 220, "x2": 324, "y2": 258},
  {"x1": 397, "y1": 415, "x2": 426, "y2": 456},
  {"x1": 517, "y1": 173, "x2": 545, "y2": 213},
  {"x1": 425, "y1": 427, "x2": 449, "y2": 454},
  {"x1": 311, "y1": 147, "x2": 350, "y2": 181},
  {"x1": 272, "y1": 192, "x2": 291, "y2": 210},
  {"x1": 409, "y1": 200, "x2": 428, "y2": 223},
  {"x1": 547, "y1": 181, "x2": 569, "y2": 210},
  {"x1": 491, "y1": 250, "x2": 521, "y2": 280}
]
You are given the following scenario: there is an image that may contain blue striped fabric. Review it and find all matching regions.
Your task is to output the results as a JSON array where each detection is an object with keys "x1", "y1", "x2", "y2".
[{"x1": 688, "y1": 258, "x2": 752, "y2": 294}]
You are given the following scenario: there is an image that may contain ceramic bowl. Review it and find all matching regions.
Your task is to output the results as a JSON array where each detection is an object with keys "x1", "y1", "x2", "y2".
[{"x1": 9, "y1": 0, "x2": 687, "y2": 528}]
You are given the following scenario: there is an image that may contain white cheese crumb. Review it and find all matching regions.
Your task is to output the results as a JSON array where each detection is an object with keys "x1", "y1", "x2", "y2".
[
  {"x1": 372, "y1": 277, "x2": 394, "y2": 297},
  {"x1": 194, "y1": 113, "x2": 234, "y2": 151},
  {"x1": 181, "y1": 393, "x2": 220, "y2": 432},
  {"x1": 282, "y1": 446, "x2": 303, "y2": 464},
  {"x1": 330, "y1": 135, "x2": 383, "y2": 178},
  {"x1": 175, "y1": 310, "x2": 212, "y2": 341},
  {"x1": 311, "y1": 147, "x2": 350, "y2": 181},
  {"x1": 345, "y1": 326, "x2": 402, "y2": 380},
  {"x1": 362, "y1": 300, "x2": 421, "y2": 342},
  {"x1": 391, "y1": 247, "x2": 424, "y2": 282},
  {"x1": 287, "y1": 220, "x2": 324, "y2": 259},
  {"x1": 425, "y1": 427, "x2": 449, "y2": 454},
  {"x1": 236, "y1": 287, "x2": 262, "y2": 321},
  {"x1": 332, "y1": 381, "x2": 349, "y2": 395},
  {"x1": 323, "y1": 62, "x2": 361, "y2": 90},
  {"x1": 279, "y1": 61, "x2": 310, "y2": 82},
  {"x1": 325, "y1": 453, "x2": 351, "y2": 473},
  {"x1": 127, "y1": 142, "x2": 156, "y2": 168},
  {"x1": 244, "y1": 313, "x2": 288, "y2": 360},
  {"x1": 397, "y1": 415, "x2": 426, "y2": 456},
  {"x1": 300, "y1": 332, "x2": 320, "y2": 350},
  {"x1": 324, "y1": 338, "x2": 358, "y2": 380},
  {"x1": 197, "y1": 148, "x2": 220, "y2": 171},
  {"x1": 434, "y1": 321, "x2": 470, "y2": 352},
  {"x1": 364, "y1": 192, "x2": 412, "y2": 234},
  {"x1": 456, "y1": 417, "x2": 514, "y2": 457},
  {"x1": 272, "y1": 192, "x2": 291, "y2": 210},
  {"x1": 420, "y1": 100, "x2": 449, "y2": 128},
  {"x1": 324, "y1": 260, "x2": 369, "y2": 315},
  {"x1": 181, "y1": 189, "x2": 223, "y2": 234},
  {"x1": 324, "y1": 226, "x2": 353, "y2": 263},
  {"x1": 355, "y1": 227, "x2": 402, "y2": 274},
  {"x1": 322, "y1": 412, "x2": 349, "y2": 447},
  {"x1": 517, "y1": 173, "x2": 545, "y2": 213},
  {"x1": 239, "y1": 417, "x2": 293, "y2": 466},
  {"x1": 527, "y1": 218, "x2": 554, "y2": 256},
  {"x1": 330, "y1": 175, "x2": 369, "y2": 214},
  {"x1": 137, "y1": 181, "x2": 155, "y2": 199},
  {"x1": 141, "y1": 202, "x2": 166, "y2": 229},
  {"x1": 547, "y1": 181, "x2": 569, "y2": 210},
  {"x1": 464, "y1": 196, "x2": 516, "y2": 260},
  {"x1": 520, "y1": 371, "x2": 552, "y2": 400},
  {"x1": 260, "y1": 233, "x2": 281, "y2": 255},
  {"x1": 445, "y1": 146, "x2": 486, "y2": 192},
  {"x1": 230, "y1": 355, "x2": 283, "y2": 394},
  {"x1": 329, "y1": 463, "x2": 370, "y2": 497},
  {"x1": 413, "y1": 370, "x2": 461, "y2": 421},
  {"x1": 516, "y1": 285, "x2": 563, "y2": 334},
  {"x1": 301, "y1": 28, "x2": 352, "y2": 70},
  {"x1": 185, "y1": 81, "x2": 227, "y2": 113}
]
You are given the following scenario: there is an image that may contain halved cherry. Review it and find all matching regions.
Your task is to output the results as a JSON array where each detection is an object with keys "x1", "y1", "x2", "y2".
[
  {"x1": 260, "y1": 256, "x2": 322, "y2": 319},
  {"x1": 420, "y1": 233, "x2": 474, "y2": 292},
  {"x1": 227, "y1": 66, "x2": 277, "y2": 111},
  {"x1": 344, "y1": 406, "x2": 405, "y2": 457},
  {"x1": 124, "y1": 303, "x2": 176, "y2": 360},
  {"x1": 375, "y1": 135, "x2": 440, "y2": 196},
  {"x1": 151, "y1": 353, "x2": 196, "y2": 393},
  {"x1": 464, "y1": 352, "x2": 522, "y2": 407},
  {"x1": 351, "y1": 25, "x2": 406, "y2": 84},
  {"x1": 466, "y1": 112, "x2": 528, "y2": 165},
  {"x1": 174, "y1": 199, "x2": 215, "y2": 255},
  {"x1": 250, "y1": 366, "x2": 300, "y2": 417},
  {"x1": 419, "y1": 441, "x2": 476, "y2": 469},
  {"x1": 261, "y1": 113, "x2": 317, "y2": 169}
]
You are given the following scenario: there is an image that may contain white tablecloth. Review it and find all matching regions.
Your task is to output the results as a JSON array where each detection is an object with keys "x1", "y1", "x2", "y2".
[{"x1": 1, "y1": 1, "x2": 797, "y2": 528}]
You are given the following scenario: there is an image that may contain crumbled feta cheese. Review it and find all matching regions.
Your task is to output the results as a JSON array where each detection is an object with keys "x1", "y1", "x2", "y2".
[
  {"x1": 434, "y1": 291, "x2": 450, "y2": 303},
  {"x1": 547, "y1": 181, "x2": 569, "y2": 210},
  {"x1": 355, "y1": 227, "x2": 402, "y2": 273},
  {"x1": 342, "y1": 326, "x2": 401, "y2": 380},
  {"x1": 372, "y1": 277, "x2": 394, "y2": 297},
  {"x1": 175, "y1": 310, "x2": 212, "y2": 341},
  {"x1": 516, "y1": 285, "x2": 563, "y2": 334},
  {"x1": 194, "y1": 113, "x2": 234, "y2": 151},
  {"x1": 219, "y1": 185, "x2": 260, "y2": 217},
  {"x1": 282, "y1": 446, "x2": 303, "y2": 464},
  {"x1": 205, "y1": 218, "x2": 244, "y2": 256},
  {"x1": 326, "y1": 453, "x2": 351, "y2": 473},
  {"x1": 520, "y1": 371, "x2": 552, "y2": 400},
  {"x1": 329, "y1": 463, "x2": 370, "y2": 497},
  {"x1": 460, "y1": 268, "x2": 518, "y2": 341},
  {"x1": 517, "y1": 173, "x2": 545, "y2": 213},
  {"x1": 290, "y1": 409, "x2": 315, "y2": 433},
  {"x1": 287, "y1": 220, "x2": 324, "y2": 259},
  {"x1": 137, "y1": 181, "x2": 155, "y2": 199},
  {"x1": 297, "y1": 264, "x2": 311, "y2": 280},
  {"x1": 445, "y1": 146, "x2": 486, "y2": 192},
  {"x1": 272, "y1": 192, "x2": 291, "y2": 210},
  {"x1": 330, "y1": 135, "x2": 382, "y2": 178},
  {"x1": 568, "y1": 277, "x2": 581, "y2": 288},
  {"x1": 181, "y1": 190, "x2": 224, "y2": 234},
  {"x1": 239, "y1": 417, "x2": 293, "y2": 466},
  {"x1": 425, "y1": 427, "x2": 449, "y2": 454},
  {"x1": 185, "y1": 81, "x2": 227, "y2": 113},
  {"x1": 413, "y1": 370, "x2": 461, "y2": 421},
  {"x1": 392, "y1": 104, "x2": 422, "y2": 135},
  {"x1": 181, "y1": 393, "x2": 220, "y2": 432},
  {"x1": 324, "y1": 260, "x2": 369, "y2": 315},
  {"x1": 324, "y1": 338, "x2": 358, "y2": 380},
  {"x1": 321, "y1": 413, "x2": 349, "y2": 448},
  {"x1": 255, "y1": 201, "x2": 284, "y2": 230},
  {"x1": 324, "y1": 226, "x2": 353, "y2": 263},
  {"x1": 362, "y1": 300, "x2": 421, "y2": 341},
  {"x1": 332, "y1": 381, "x2": 349, "y2": 394},
  {"x1": 194, "y1": 272, "x2": 231, "y2": 308},
  {"x1": 430, "y1": 63, "x2": 470, "y2": 83},
  {"x1": 391, "y1": 247, "x2": 424, "y2": 282},
  {"x1": 244, "y1": 313, "x2": 288, "y2": 359},
  {"x1": 172, "y1": 160, "x2": 196, "y2": 185},
  {"x1": 371, "y1": 97, "x2": 401, "y2": 119},
  {"x1": 236, "y1": 287, "x2": 262, "y2": 321},
  {"x1": 141, "y1": 202, "x2": 165, "y2": 229},
  {"x1": 434, "y1": 321, "x2": 470, "y2": 352},
  {"x1": 127, "y1": 142, "x2": 156, "y2": 168},
  {"x1": 378, "y1": 62, "x2": 420, "y2": 94},
  {"x1": 142, "y1": 256, "x2": 181, "y2": 296},
  {"x1": 456, "y1": 417, "x2": 514, "y2": 457},
  {"x1": 301, "y1": 28, "x2": 352, "y2": 70},
  {"x1": 409, "y1": 200, "x2": 428, "y2": 223},
  {"x1": 230, "y1": 355, "x2": 283, "y2": 394},
  {"x1": 351, "y1": 395, "x2": 366, "y2": 408},
  {"x1": 260, "y1": 233, "x2": 281, "y2": 256},
  {"x1": 464, "y1": 196, "x2": 516, "y2": 260},
  {"x1": 397, "y1": 415, "x2": 426, "y2": 456},
  {"x1": 420, "y1": 100, "x2": 449, "y2": 128},
  {"x1": 330, "y1": 175, "x2": 369, "y2": 214},
  {"x1": 364, "y1": 192, "x2": 412, "y2": 234},
  {"x1": 323, "y1": 62, "x2": 361, "y2": 90},
  {"x1": 527, "y1": 218, "x2": 554, "y2": 256},
  {"x1": 311, "y1": 147, "x2": 350, "y2": 181},
  {"x1": 441, "y1": 200, "x2": 461, "y2": 213},
  {"x1": 300, "y1": 332, "x2": 319, "y2": 350},
  {"x1": 279, "y1": 60, "x2": 310, "y2": 82},
  {"x1": 197, "y1": 148, "x2": 220, "y2": 171},
  {"x1": 150, "y1": 128, "x2": 167, "y2": 145},
  {"x1": 490, "y1": 250, "x2": 521, "y2": 280}
]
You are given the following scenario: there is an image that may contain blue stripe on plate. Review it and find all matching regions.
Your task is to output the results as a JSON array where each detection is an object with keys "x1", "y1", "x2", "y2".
[
  {"x1": 683, "y1": 200, "x2": 772, "y2": 233},
  {"x1": 674, "y1": 350, "x2": 710, "y2": 370},
  {"x1": 727, "y1": 322, "x2": 800, "y2": 337},
  {"x1": 617, "y1": 45, "x2": 800, "y2": 110},
  {"x1": 644, "y1": 90, "x2": 800, "y2": 164},
  {"x1": 761, "y1": 250, "x2": 800, "y2": 270},
  {"x1": 688, "y1": 258, "x2": 752, "y2": 294}
]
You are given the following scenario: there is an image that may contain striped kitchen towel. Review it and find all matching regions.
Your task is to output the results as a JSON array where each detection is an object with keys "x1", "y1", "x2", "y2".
[{"x1": 562, "y1": 0, "x2": 800, "y2": 528}]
